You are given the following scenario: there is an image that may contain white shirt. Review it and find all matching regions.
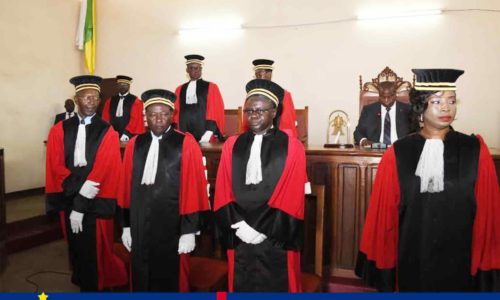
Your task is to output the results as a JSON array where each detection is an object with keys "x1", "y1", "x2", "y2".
[
  {"x1": 77, "y1": 113, "x2": 95, "y2": 125},
  {"x1": 65, "y1": 112, "x2": 75, "y2": 120},
  {"x1": 378, "y1": 102, "x2": 398, "y2": 144}
]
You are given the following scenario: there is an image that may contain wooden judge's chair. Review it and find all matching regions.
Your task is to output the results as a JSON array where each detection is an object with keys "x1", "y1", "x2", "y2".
[
  {"x1": 359, "y1": 66, "x2": 413, "y2": 114},
  {"x1": 301, "y1": 184, "x2": 326, "y2": 292},
  {"x1": 295, "y1": 106, "x2": 309, "y2": 145},
  {"x1": 223, "y1": 107, "x2": 243, "y2": 139}
]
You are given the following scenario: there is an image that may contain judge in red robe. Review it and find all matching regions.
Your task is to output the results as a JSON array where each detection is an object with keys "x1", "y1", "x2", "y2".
[
  {"x1": 356, "y1": 69, "x2": 500, "y2": 291},
  {"x1": 173, "y1": 54, "x2": 225, "y2": 143},
  {"x1": 102, "y1": 75, "x2": 145, "y2": 141},
  {"x1": 118, "y1": 89, "x2": 210, "y2": 291},
  {"x1": 45, "y1": 75, "x2": 127, "y2": 291},
  {"x1": 240, "y1": 59, "x2": 298, "y2": 137},
  {"x1": 214, "y1": 79, "x2": 308, "y2": 292}
]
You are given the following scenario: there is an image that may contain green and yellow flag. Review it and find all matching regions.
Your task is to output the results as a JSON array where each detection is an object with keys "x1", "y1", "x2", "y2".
[{"x1": 76, "y1": 0, "x2": 96, "y2": 74}]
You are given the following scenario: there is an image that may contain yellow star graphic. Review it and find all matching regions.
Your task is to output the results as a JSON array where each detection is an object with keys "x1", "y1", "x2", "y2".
[{"x1": 38, "y1": 292, "x2": 48, "y2": 300}]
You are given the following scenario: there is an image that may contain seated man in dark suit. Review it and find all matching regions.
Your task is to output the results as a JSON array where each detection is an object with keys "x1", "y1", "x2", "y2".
[
  {"x1": 54, "y1": 99, "x2": 76, "y2": 124},
  {"x1": 354, "y1": 81, "x2": 411, "y2": 147}
]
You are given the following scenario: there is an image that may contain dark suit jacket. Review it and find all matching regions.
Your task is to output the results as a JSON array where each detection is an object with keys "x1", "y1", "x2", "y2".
[
  {"x1": 53, "y1": 112, "x2": 66, "y2": 125},
  {"x1": 353, "y1": 101, "x2": 411, "y2": 144}
]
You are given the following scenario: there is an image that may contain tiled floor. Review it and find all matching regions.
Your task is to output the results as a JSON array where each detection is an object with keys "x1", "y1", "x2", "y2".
[
  {"x1": 6, "y1": 195, "x2": 45, "y2": 223},
  {"x1": 0, "y1": 240, "x2": 79, "y2": 292}
]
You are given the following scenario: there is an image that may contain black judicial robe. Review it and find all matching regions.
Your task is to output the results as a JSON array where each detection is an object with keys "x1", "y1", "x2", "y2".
[
  {"x1": 214, "y1": 129, "x2": 308, "y2": 292},
  {"x1": 356, "y1": 131, "x2": 500, "y2": 291},
  {"x1": 45, "y1": 116, "x2": 127, "y2": 291},
  {"x1": 118, "y1": 129, "x2": 210, "y2": 291},
  {"x1": 102, "y1": 94, "x2": 145, "y2": 137},
  {"x1": 174, "y1": 79, "x2": 225, "y2": 142}
]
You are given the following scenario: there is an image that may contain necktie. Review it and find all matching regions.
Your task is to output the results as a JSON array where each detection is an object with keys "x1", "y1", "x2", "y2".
[{"x1": 383, "y1": 106, "x2": 391, "y2": 145}]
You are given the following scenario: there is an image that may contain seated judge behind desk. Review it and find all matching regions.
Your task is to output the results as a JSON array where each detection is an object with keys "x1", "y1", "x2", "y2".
[
  {"x1": 354, "y1": 81, "x2": 411, "y2": 147},
  {"x1": 54, "y1": 98, "x2": 75, "y2": 124}
]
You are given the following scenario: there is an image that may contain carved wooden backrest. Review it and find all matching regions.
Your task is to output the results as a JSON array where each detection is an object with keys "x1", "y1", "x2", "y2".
[
  {"x1": 295, "y1": 106, "x2": 309, "y2": 145},
  {"x1": 359, "y1": 67, "x2": 413, "y2": 114},
  {"x1": 224, "y1": 107, "x2": 243, "y2": 138}
]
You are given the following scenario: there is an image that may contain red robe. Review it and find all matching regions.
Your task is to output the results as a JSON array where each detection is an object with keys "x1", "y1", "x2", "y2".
[
  {"x1": 242, "y1": 89, "x2": 298, "y2": 137},
  {"x1": 174, "y1": 80, "x2": 225, "y2": 142},
  {"x1": 102, "y1": 95, "x2": 145, "y2": 136},
  {"x1": 45, "y1": 117, "x2": 127, "y2": 291},
  {"x1": 214, "y1": 129, "x2": 307, "y2": 292},
  {"x1": 357, "y1": 133, "x2": 500, "y2": 291},
  {"x1": 118, "y1": 129, "x2": 210, "y2": 291}
]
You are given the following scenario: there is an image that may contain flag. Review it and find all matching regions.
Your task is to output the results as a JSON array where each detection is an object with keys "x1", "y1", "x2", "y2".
[{"x1": 75, "y1": 0, "x2": 96, "y2": 74}]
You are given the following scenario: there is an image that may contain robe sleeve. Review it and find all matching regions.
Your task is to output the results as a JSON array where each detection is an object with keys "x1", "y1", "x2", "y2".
[
  {"x1": 206, "y1": 83, "x2": 225, "y2": 136},
  {"x1": 72, "y1": 127, "x2": 122, "y2": 215},
  {"x1": 279, "y1": 91, "x2": 298, "y2": 138},
  {"x1": 124, "y1": 97, "x2": 145, "y2": 136},
  {"x1": 45, "y1": 122, "x2": 71, "y2": 211},
  {"x1": 179, "y1": 132, "x2": 210, "y2": 215},
  {"x1": 471, "y1": 135, "x2": 500, "y2": 291},
  {"x1": 117, "y1": 136, "x2": 137, "y2": 228},
  {"x1": 213, "y1": 136, "x2": 243, "y2": 247},
  {"x1": 85, "y1": 128, "x2": 122, "y2": 199},
  {"x1": 102, "y1": 98, "x2": 111, "y2": 123},
  {"x1": 266, "y1": 136, "x2": 306, "y2": 219},
  {"x1": 179, "y1": 132, "x2": 211, "y2": 234},
  {"x1": 355, "y1": 146, "x2": 399, "y2": 291},
  {"x1": 117, "y1": 136, "x2": 137, "y2": 210},
  {"x1": 213, "y1": 136, "x2": 238, "y2": 212},
  {"x1": 173, "y1": 85, "x2": 182, "y2": 126}
]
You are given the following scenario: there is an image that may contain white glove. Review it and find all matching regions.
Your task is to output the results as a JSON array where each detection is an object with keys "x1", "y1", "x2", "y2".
[
  {"x1": 199, "y1": 130, "x2": 213, "y2": 143},
  {"x1": 250, "y1": 233, "x2": 267, "y2": 245},
  {"x1": 120, "y1": 134, "x2": 130, "y2": 142},
  {"x1": 69, "y1": 210, "x2": 84, "y2": 234},
  {"x1": 178, "y1": 233, "x2": 196, "y2": 254},
  {"x1": 79, "y1": 180, "x2": 100, "y2": 199},
  {"x1": 231, "y1": 221, "x2": 263, "y2": 244},
  {"x1": 122, "y1": 227, "x2": 132, "y2": 252}
]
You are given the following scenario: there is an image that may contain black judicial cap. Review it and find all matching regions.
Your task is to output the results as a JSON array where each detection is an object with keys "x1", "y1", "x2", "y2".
[
  {"x1": 245, "y1": 79, "x2": 284, "y2": 107},
  {"x1": 69, "y1": 75, "x2": 102, "y2": 93},
  {"x1": 412, "y1": 69, "x2": 464, "y2": 91},
  {"x1": 252, "y1": 59, "x2": 274, "y2": 71},
  {"x1": 185, "y1": 54, "x2": 205, "y2": 65},
  {"x1": 116, "y1": 75, "x2": 133, "y2": 84},
  {"x1": 141, "y1": 89, "x2": 176, "y2": 110}
]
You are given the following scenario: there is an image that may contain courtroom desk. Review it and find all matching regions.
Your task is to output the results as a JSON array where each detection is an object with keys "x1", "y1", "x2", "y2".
[{"x1": 201, "y1": 143, "x2": 500, "y2": 279}]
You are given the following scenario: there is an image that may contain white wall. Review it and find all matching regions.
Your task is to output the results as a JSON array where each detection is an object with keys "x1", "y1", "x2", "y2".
[
  {"x1": 1, "y1": 0, "x2": 499, "y2": 192},
  {"x1": 0, "y1": 0, "x2": 83, "y2": 192},
  {"x1": 97, "y1": 0, "x2": 500, "y2": 148}
]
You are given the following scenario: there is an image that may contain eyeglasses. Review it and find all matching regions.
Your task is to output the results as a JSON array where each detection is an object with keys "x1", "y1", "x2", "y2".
[{"x1": 243, "y1": 108, "x2": 274, "y2": 116}]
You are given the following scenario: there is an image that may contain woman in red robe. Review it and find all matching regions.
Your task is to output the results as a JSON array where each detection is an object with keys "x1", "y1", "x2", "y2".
[{"x1": 356, "y1": 69, "x2": 500, "y2": 291}]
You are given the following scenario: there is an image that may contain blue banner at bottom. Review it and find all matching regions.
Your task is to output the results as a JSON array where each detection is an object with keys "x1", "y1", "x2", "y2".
[{"x1": 0, "y1": 292, "x2": 499, "y2": 300}]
